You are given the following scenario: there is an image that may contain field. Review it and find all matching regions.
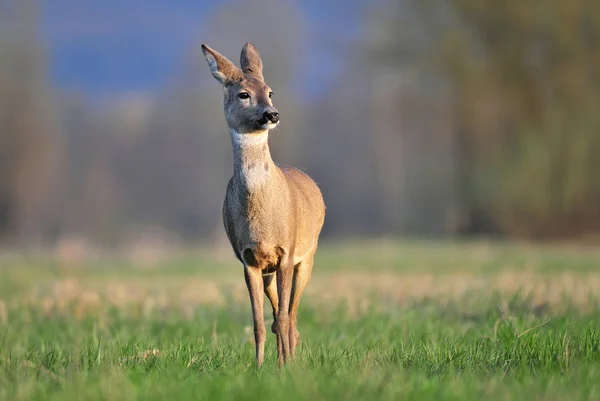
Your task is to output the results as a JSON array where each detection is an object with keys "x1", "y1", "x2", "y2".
[{"x1": 1, "y1": 239, "x2": 600, "y2": 400}]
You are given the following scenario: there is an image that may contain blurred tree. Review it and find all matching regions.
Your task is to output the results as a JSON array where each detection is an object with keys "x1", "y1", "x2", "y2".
[
  {"x1": 348, "y1": 1, "x2": 461, "y2": 235},
  {"x1": 364, "y1": 0, "x2": 600, "y2": 238},
  {"x1": 444, "y1": 0, "x2": 600, "y2": 237},
  {"x1": 0, "y1": 0, "x2": 64, "y2": 244}
]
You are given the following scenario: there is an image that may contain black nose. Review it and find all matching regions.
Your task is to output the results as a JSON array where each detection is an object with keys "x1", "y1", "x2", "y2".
[{"x1": 264, "y1": 111, "x2": 279, "y2": 123}]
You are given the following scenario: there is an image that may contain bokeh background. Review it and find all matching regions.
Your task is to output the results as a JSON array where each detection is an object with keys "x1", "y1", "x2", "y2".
[{"x1": 1, "y1": 0, "x2": 599, "y2": 254}]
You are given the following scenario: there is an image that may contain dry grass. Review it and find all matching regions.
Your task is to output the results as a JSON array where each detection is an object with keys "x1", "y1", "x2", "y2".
[
  {"x1": 0, "y1": 269, "x2": 597, "y2": 324},
  {"x1": 1, "y1": 239, "x2": 599, "y2": 322}
]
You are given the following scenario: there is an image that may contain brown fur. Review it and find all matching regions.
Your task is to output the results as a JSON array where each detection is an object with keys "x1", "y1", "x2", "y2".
[{"x1": 202, "y1": 43, "x2": 326, "y2": 367}]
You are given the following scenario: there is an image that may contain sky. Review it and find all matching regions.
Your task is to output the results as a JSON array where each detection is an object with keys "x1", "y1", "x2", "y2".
[{"x1": 39, "y1": 0, "x2": 372, "y2": 98}]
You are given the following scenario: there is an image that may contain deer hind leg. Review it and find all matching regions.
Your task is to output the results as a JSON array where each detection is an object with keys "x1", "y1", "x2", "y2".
[
  {"x1": 263, "y1": 271, "x2": 280, "y2": 359},
  {"x1": 289, "y1": 253, "x2": 314, "y2": 359}
]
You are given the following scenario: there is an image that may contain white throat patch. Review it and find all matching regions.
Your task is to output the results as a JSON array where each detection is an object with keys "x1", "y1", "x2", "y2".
[
  {"x1": 231, "y1": 130, "x2": 272, "y2": 188},
  {"x1": 231, "y1": 130, "x2": 269, "y2": 147}
]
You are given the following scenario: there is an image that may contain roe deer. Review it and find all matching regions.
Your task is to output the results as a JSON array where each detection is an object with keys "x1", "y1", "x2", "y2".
[{"x1": 201, "y1": 43, "x2": 326, "y2": 367}]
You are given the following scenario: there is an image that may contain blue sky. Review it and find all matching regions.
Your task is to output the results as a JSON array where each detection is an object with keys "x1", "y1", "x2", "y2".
[{"x1": 39, "y1": 0, "x2": 372, "y2": 97}]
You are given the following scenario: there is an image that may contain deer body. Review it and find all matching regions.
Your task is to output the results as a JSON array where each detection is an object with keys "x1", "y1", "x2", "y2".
[
  {"x1": 202, "y1": 43, "x2": 325, "y2": 367},
  {"x1": 225, "y1": 131, "x2": 324, "y2": 268}
]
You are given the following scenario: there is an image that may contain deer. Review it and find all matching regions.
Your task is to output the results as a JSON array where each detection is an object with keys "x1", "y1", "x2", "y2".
[{"x1": 200, "y1": 42, "x2": 326, "y2": 367}]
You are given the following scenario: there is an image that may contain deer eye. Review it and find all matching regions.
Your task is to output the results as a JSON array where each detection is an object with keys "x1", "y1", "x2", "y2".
[
  {"x1": 238, "y1": 92, "x2": 250, "y2": 100},
  {"x1": 268, "y1": 92, "x2": 273, "y2": 98}
]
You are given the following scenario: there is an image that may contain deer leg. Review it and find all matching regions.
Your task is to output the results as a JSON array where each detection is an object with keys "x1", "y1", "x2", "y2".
[
  {"x1": 263, "y1": 272, "x2": 281, "y2": 359},
  {"x1": 289, "y1": 254, "x2": 314, "y2": 359},
  {"x1": 244, "y1": 265, "x2": 266, "y2": 367},
  {"x1": 276, "y1": 256, "x2": 294, "y2": 367}
]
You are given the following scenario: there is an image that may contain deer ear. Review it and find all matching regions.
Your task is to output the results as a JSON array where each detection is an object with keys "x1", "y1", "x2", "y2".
[
  {"x1": 240, "y1": 42, "x2": 263, "y2": 79},
  {"x1": 201, "y1": 44, "x2": 242, "y2": 85}
]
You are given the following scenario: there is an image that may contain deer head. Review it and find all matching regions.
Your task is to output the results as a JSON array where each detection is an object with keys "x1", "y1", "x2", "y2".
[{"x1": 201, "y1": 43, "x2": 279, "y2": 134}]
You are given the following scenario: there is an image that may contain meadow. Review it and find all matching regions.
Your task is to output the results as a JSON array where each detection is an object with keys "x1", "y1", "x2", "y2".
[{"x1": 0, "y1": 239, "x2": 599, "y2": 400}]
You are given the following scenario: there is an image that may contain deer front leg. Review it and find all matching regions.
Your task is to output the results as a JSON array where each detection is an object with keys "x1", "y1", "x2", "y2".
[
  {"x1": 263, "y1": 273, "x2": 281, "y2": 359},
  {"x1": 244, "y1": 265, "x2": 266, "y2": 367},
  {"x1": 275, "y1": 256, "x2": 294, "y2": 367}
]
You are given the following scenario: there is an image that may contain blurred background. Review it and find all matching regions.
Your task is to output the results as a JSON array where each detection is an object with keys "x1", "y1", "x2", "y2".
[{"x1": 1, "y1": 0, "x2": 599, "y2": 255}]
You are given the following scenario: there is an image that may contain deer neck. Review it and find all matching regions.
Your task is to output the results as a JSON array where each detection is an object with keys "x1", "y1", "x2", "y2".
[{"x1": 231, "y1": 129, "x2": 276, "y2": 190}]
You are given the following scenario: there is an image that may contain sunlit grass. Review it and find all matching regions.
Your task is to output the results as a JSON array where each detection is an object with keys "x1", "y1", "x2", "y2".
[{"x1": 0, "y1": 240, "x2": 599, "y2": 400}]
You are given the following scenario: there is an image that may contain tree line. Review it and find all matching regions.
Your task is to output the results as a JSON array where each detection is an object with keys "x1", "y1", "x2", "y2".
[{"x1": 1, "y1": 0, "x2": 598, "y2": 247}]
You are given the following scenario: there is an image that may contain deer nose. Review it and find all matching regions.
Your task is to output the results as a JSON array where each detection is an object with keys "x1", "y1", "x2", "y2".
[{"x1": 264, "y1": 111, "x2": 279, "y2": 123}]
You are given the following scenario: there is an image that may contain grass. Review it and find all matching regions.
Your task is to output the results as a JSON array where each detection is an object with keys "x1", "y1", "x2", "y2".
[{"x1": 0, "y1": 239, "x2": 599, "y2": 400}]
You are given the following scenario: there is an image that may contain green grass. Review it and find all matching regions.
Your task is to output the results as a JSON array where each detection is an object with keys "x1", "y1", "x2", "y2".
[{"x1": 0, "y1": 240, "x2": 599, "y2": 400}]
